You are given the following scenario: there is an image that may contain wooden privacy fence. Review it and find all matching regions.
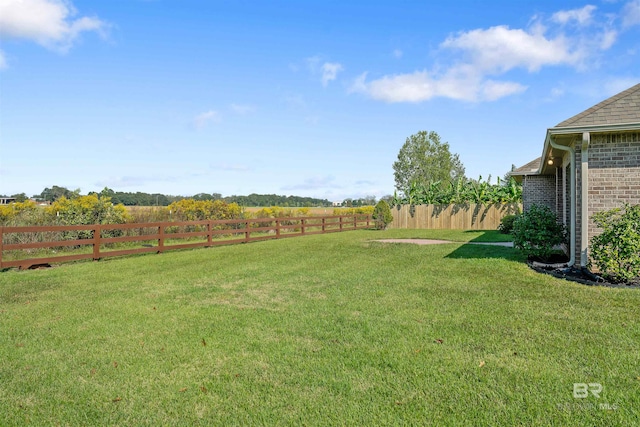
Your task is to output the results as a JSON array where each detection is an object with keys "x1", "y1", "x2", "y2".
[
  {"x1": 390, "y1": 203, "x2": 521, "y2": 230},
  {"x1": 0, "y1": 214, "x2": 371, "y2": 270}
]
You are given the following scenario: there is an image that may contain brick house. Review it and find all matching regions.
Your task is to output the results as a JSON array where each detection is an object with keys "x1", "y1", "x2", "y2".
[{"x1": 511, "y1": 83, "x2": 640, "y2": 267}]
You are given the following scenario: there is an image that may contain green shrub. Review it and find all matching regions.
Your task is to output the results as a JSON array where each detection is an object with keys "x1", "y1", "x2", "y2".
[
  {"x1": 334, "y1": 206, "x2": 375, "y2": 216},
  {"x1": 167, "y1": 199, "x2": 243, "y2": 221},
  {"x1": 512, "y1": 204, "x2": 567, "y2": 261},
  {"x1": 372, "y1": 200, "x2": 393, "y2": 230},
  {"x1": 46, "y1": 195, "x2": 131, "y2": 239},
  {"x1": 589, "y1": 204, "x2": 640, "y2": 283},
  {"x1": 0, "y1": 200, "x2": 45, "y2": 225},
  {"x1": 498, "y1": 214, "x2": 519, "y2": 234}
]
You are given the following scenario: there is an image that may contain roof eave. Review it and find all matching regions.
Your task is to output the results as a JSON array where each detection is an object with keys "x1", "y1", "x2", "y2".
[
  {"x1": 549, "y1": 122, "x2": 640, "y2": 134},
  {"x1": 537, "y1": 121, "x2": 640, "y2": 175}
]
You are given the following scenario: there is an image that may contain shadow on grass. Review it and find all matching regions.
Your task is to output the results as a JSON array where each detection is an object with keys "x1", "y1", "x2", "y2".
[
  {"x1": 462, "y1": 230, "x2": 513, "y2": 243},
  {"x1": 446, "y1": 231, "x2": 523, "y2": 262},
  {"x1": 446, "y1": 244, "x2": 524, "y2": 261}
]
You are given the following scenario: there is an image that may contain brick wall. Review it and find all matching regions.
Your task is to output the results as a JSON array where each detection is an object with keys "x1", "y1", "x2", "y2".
[
  {"x1": 564, "y1": 163, "x2": 570, "y2": 226},
  {"x1": 575, "y1": 143, "x2": 582, "y2": 263},
  {"x1": 522, "y1": 174, "x2": 556, "y2": 213},
  {"x1": 555, "y1": 167, "x2": 563, "y2": 219},
  {"x1": 588, "y1": 133, "x2": 640, "y2": 240}
]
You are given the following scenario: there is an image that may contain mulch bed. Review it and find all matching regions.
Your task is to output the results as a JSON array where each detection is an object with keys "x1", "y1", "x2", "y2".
[{"x1": 529, "y1": 262, "x2": 640, "y2": 289}]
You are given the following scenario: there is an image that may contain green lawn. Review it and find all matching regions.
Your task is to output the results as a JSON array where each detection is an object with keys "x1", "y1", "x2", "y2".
[{"x1": 1, "y1": 230, "x2": 638, "y2": 425}]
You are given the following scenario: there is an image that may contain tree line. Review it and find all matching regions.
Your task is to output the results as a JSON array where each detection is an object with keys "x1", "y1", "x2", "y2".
[{"x1": 2, "y1": 186, "x2": 341, "y2": 207}]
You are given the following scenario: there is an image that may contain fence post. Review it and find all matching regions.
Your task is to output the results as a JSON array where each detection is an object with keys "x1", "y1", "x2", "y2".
[
  {"x1": 301, "y1": 218, "x2": 305, "y2": 235},
  {"x1": 353, "y1": 215, "x2": 357, "y2": 229},
  {"x1": 322, "y1": 218, "x2": 325, "y2": 233},
  {"x1": 93, "y1": 225, "x2": 101, "y2": 261},
  {"x1": 339, "y1": 216, "x2": 343, "y2": 231},
  {"x1": 245, "y1": 220, "x2": 250, "y2": 242},
  {"x1": 158, "y1": 223, "x2": 165, "y2": 253},
  {"x1": 276, "y1": 219, "x2": 280, "y2": 238},
  {"x1": 207, "y1": 220, "x2": 212, "y2": 247}
]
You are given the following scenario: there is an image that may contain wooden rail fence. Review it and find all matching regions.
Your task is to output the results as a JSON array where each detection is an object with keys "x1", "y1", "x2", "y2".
[{"x1": 0, "y1": 214, "x2": 371, "y2": 270}]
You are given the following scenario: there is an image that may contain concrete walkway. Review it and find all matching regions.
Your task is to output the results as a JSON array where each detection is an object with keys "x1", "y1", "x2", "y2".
[{"x1": 373, "y1": 239, "x2": 514, "y2": 247}]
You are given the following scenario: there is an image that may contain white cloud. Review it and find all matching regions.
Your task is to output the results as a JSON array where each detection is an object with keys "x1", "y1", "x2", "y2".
[
  {"x1": 230, "y1": 103, "x2": 256, "y2": 114},
  {"x1": 304, "y1": 56, "x2": 343, "y2": 86},
  {"x1": 0, "y1": 0, "x2": 108, "y2": 53},
  {"x1": 351, "y1": 66, "x2": 526, "y2": 103},
  {"x1": 352, "y1": 6, "x2": 622, "y2": 104},
  {"x1": 305, "y1": 55, "x2": 321, "y2": 70},
  {"x1": 550, "y1": 87, "x2": 565, "y2": 99},
  {"x1": 551, "y1": 5, "x2": 597, "y2": 26},
  {"x1": 622, "y1": 0, "x2": 640, "y2": 28},
  {"x1": 193, "y1": 110, "x2": 220, "y2": 129},
  {"x1": 441, "y1": 25, "x2": 582, "y2": 72},
  {"x1": 321, "y1": 62, "x2": 343, "y2": 86},
  {"x1": 393, "y1": 49, "x2": 403, "y2": 58},
  {"x1": 348, "y1": 72, "x2": 369, "y2": 94},
  {"x1": 599, "y1": 29, "x2": 618, "y2": 49},
  {"x1": 480, "y1": 80, "x2": 528, "y2": 101},
  {"x1": 357, "y1": 71, "x2": 442, "y2": 102}
]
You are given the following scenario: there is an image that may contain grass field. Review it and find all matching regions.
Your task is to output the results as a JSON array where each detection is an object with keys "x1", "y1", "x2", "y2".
[{"x1": 1, "y1": 229, "x2": 639, "y2": 425}]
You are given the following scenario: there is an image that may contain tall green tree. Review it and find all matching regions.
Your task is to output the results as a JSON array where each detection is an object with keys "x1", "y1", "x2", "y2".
[
  {"x1": 38, "y1": 186, "x2": 76, "y2": 202},
  {"x1": 10, "y1": 193, "x2": 28, "y2": 202},
  {"x1": 393, "y1": 131, "x2": 465, "y2": 194}
]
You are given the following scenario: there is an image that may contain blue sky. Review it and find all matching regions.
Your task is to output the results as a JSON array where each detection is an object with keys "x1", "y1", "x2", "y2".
[{"x1": 1, "y1": 0, "x2": 639, "y2": 202}]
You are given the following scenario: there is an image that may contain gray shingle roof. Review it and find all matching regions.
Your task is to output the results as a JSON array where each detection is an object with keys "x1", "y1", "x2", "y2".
[
  {"x1": 555, "y1": 83, "x2": 640, "y2": 128},
  {"x1": 510, "y1": 157, "x2": 541, "y2": 175}
]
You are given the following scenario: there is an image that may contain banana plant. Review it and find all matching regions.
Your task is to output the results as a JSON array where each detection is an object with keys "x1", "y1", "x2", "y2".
[{"x1": 396, "y1": 175, "x2": 522, "y2": 205}]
